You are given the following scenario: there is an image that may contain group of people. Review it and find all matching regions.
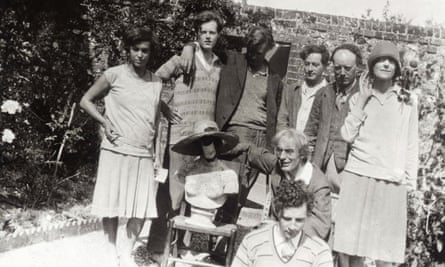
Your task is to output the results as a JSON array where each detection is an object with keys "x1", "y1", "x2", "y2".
[{"x1": 80, "y1": 9, "x2": 418, "y2": 267}]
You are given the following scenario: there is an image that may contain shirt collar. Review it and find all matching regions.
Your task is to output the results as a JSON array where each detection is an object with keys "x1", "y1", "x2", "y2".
[
  {"x1": 294, "y1": 162, "x2": 313, "y2": 185},
  {"x1": 302, "y1": 79, "x2": 327, "y2": 97},
  {"x1": 194, "y1": 42, "x2": 220, "y2": 69},
  {"x1": 336, "y1": 79, "x2": 357, "y2": 96},
  {"x1": 371, "y1": 84, "x2": 400, "y2": 105},
  {"x1": 274, "y1": 224, "x2": 302, "y2": 248}
]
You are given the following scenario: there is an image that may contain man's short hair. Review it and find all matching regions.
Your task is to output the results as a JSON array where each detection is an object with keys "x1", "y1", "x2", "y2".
[
  {"x1": 245, "y1": 25, "x2": 275, "y2": 54},
  {"x1": 272, "y1": 128, "x2": 309, "y2": 164},
  {"x1": 331, "y1": 43, "x2": 363, "y2": 66},
  {"x1": 194, "y1": 10, "x2": 224, "y2": 33},
  {"x1": 300, "y1": 44, "x2": 330, "y2": 66},
  {"x1": 273, "y1": 179, "x2": 314, "y2": 217}
]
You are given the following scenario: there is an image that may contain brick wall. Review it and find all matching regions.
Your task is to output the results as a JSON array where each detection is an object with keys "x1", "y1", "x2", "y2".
[{"x1": 243, "y1": 5, "x2": 445, "y2": 84}]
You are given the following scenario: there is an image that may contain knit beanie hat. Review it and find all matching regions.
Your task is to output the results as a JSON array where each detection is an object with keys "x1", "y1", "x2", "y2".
[{"x1": 367, "y1": 41, "x2": 401, "y2": 78}]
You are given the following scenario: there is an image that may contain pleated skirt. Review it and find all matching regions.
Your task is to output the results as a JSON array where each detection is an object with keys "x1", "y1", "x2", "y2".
[
  {"x1": 91, "y1": 149, "x2": 158, "y2": 219},
  {"x1": 333, "y1": 171, "x2": 407, "y2": 263}
]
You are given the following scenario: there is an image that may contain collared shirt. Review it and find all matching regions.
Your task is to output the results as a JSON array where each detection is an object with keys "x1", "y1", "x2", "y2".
[
  {"x1": 273, "y1": 225, "x2": 302, "y2": 260},
  {"x1": 231, "y1": 223, "x2": 334, "y2": 267},
  {"x1": 293, "y1": 161, "x2": 313, "y2": 185},
  {"x1": 194, "y1": 42, "x2": 220, "y2": 72},
  {"x1": 296, "y1": 79, "x2": 327, "y2": 131},
  {"x1": 341, "y1": 84, "x2": 418, "y2": 189},
  {"x1": 335, "y1": 79, "x2": 356, "y2": 109}
]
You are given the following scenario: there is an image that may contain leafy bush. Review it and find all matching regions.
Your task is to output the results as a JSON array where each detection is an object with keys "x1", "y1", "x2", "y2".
[
  {"x1": 0, "y1": 0, "x2": 269, "y2": 208},
  {"x1": 0, "y1": 0, "x2": 97, "y2": 208}
]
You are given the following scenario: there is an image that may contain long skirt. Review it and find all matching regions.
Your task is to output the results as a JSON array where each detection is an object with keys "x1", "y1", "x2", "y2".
[
  {"x1": 333, "y1": 171, "x2": 407, "y2": 263},
  {"x1": 91, "y1": 149, "x2": 158, "y2": 219}
]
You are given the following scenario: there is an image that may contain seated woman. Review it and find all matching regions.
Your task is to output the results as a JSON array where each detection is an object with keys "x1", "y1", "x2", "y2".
[
  {"x1": 234, "y1": 128, "x2": 331, "y2": 240},
  {"x1": 171, "y1": 120, "x2": 240, "y2": 227},
  {"x1": 232, "y1": 179, "x2": 333, "y2": 267}
]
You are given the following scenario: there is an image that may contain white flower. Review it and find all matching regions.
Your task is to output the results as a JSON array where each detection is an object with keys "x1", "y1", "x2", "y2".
[
  {"x1": 1, "y1": 100, "x2": 22, "y2": 114},
  {"x1": 2, "y1": 129, "x2": 16, "y2": 143}
]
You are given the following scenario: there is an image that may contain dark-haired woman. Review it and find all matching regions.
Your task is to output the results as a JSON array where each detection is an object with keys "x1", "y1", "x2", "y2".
[
  {"x1": 80, "y1": 27, "x2": 162, "y2": 267},
  {"x1": 232, "y1": 179, "x2": 333, "y2": 267}
]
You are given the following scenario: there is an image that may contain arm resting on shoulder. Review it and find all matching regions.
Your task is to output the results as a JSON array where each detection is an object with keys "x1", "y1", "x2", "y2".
[{"x1": 155, "y1": 55, "x2": 183, "y2": 80}]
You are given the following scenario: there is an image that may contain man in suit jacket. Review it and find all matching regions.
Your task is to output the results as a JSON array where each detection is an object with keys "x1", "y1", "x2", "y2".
[
  {"x1": 304, "y1": 43, "x2": 362, "y2": 267},
  {"x1": 304, "y1": 43, "x2": 362, "y2": 194},
  {"x1": 216, "y1": 25, "x2": 283, "y2": 223},
  {"x1": 276, "y1": 45, "x2": 330, "y2": 133}
]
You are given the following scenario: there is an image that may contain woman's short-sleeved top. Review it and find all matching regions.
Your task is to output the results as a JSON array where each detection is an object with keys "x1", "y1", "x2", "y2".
[{"x1": 101, "y1": 64, "x2": 162, "y2": 157}]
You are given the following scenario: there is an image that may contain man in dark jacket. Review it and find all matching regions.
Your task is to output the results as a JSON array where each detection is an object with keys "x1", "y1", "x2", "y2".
[
  {"x1": 276, "y1": 45, "x2": 330, "y2": 133},
  {"x1": 304, "y1": 43, "x2": 362, "y2": 194},
  {"x1": 303, "y1": 43, "x2": 363, "y2": 267},
  {"x1": 169, "y1": 25, "x2": 283, "y2": 225},
  {"x1": 216, "y1": 25, "x2": 283, "y2": 223}
]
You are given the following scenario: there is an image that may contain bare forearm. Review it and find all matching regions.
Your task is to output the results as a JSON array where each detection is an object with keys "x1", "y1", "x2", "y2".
[{"x1": 80, "y1": 97, "x2": 106, "y2": 126}]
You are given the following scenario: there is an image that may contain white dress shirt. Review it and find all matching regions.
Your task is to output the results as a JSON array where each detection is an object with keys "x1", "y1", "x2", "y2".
[{"x1": 295, "y1": 79, "x2": 327, "y2": 132}]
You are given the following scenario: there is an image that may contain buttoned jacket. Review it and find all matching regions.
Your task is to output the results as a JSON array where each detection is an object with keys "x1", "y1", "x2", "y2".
[
  {"x1": 304, "y1": 81, "x2": 359, "y2": 170},
  {"x1": 276, "y1": 80, "x2": 331, "y2": 133}
]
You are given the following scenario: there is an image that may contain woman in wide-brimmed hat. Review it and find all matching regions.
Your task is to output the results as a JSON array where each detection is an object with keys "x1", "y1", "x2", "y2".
[{"x1": 171, "y1": 120, "x2": 240, "y2": 227}]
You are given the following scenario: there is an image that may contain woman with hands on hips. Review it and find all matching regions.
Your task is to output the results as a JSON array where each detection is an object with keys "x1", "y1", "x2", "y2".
[{"x1": 80, "y1": 26, "x2": 163, "y2": 267}]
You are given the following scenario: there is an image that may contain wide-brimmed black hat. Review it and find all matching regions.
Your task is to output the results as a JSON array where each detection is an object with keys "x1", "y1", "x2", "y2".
[{"x1": 172, "y1": 120, "x2": 239, "y2": 156}]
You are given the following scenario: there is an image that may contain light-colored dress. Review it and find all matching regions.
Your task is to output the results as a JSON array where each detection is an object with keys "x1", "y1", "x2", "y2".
[
  {"x1": 334, "y1": 86, "x2": 418, "y2": 263},
  {"x1": 91, "y1": 64, "x2": 162, "y2": 219}
]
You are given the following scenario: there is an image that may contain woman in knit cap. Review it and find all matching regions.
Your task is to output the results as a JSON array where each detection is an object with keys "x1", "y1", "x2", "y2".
[{"x1": 333, "y1": 41, "x2": 418, "y2": 267}]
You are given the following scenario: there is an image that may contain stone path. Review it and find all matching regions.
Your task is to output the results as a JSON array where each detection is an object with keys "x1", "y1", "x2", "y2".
[{"x1": 0, "y1": 229, "x2": 120, "y2": 267}]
